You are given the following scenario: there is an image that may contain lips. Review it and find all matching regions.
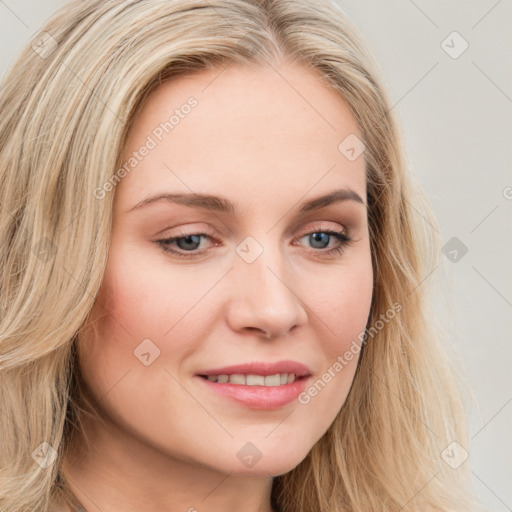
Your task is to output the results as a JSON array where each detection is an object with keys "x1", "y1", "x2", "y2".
[
  {"x1": 194, "y1": 360, "x2": 312, "y2": 409},
  {"x1": 196, "y1": 360, "x2": 312, "y2": 378}
]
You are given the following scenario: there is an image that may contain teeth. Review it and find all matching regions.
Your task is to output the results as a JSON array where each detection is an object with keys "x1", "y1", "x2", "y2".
[
  {"x1": 246, "y1": 374, "x2": 264, "y2": 386},
  {"x1": 264, "y1": 374, "x2": 281, "y2": 386},
  {"x1": 204, "y1": 373, "x2": 298, "y2": 386},
  {"x1": 229, "y1": 373, "x2": 246, "y2": 385}
]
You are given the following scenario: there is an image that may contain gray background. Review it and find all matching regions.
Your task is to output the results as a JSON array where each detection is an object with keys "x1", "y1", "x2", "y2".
[{"x1": 1, "y1": 1, "x2": 510, "y2": 510}]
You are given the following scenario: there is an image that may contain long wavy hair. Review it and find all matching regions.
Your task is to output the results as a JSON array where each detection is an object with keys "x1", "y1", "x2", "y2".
[{"x1": 0, "y1": 0, "x2": 481, "y2": 511}]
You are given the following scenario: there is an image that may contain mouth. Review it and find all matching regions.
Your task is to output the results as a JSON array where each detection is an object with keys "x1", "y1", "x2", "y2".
[
  {"x1": 197, "y1": 372, "x2": 307, "y2": 386},
  {"x1": 194, "y1": 365, "x2": 312, "y2": 410}
]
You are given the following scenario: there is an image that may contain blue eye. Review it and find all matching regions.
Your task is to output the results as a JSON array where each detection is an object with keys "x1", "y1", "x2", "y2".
[
  {"x1": 301, "y1": 231, "x2": 349, "y2": 250},
  {"x1": 157, "y1": 229, "x2": 353, "y2": 259},
  {"x1": 157, "y1": 232, "x2": 212, "y2": 257},
  {"x1": 296, "y1": 230, "x2": 353, "y2": 258},
  {"x1": 169, "y1": 233, "x2": 204, "y2": 251}
]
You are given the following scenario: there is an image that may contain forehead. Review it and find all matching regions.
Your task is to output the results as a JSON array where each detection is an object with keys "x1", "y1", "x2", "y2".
[{"x1": 115, "y1": 62, "x2": 366, "y2": 211}]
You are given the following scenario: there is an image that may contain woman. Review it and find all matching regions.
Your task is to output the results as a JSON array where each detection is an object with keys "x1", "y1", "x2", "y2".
[{"x1": 0, "y1": 0, "x2": 481, "y2": 511}]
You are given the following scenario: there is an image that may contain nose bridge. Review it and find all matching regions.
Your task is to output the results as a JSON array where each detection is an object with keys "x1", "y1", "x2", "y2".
[{"x1": 227, "y1": 233, "x2": 307, "y2": 337}]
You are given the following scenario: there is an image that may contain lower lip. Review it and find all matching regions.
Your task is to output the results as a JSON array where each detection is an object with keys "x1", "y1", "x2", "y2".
[{"x1": 195, "y1": 375, "x2": 310, "y2": 410}]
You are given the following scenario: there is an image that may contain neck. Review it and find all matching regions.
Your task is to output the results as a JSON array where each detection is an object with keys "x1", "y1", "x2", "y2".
[{"x1": 60, "y1": 412, "x2": 276, "y2": 512}]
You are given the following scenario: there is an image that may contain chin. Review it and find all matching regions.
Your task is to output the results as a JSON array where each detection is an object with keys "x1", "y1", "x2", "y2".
[
  {"x1": 224, "y1": 457, "x2": 307, "y2": 478},
  {"x1": 207, "y1": 438, "x2": 314, "y2": 477}
]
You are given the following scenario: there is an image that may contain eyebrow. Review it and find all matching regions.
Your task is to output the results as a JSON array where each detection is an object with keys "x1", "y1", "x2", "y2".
[{"x1": 127, "y1": 187, "x2": 366, "y2": 214}]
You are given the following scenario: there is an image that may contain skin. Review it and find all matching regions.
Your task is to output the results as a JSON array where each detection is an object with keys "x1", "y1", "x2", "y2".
[{"x1": 61, "y1": 61, "x2": 373, "y2": 512}]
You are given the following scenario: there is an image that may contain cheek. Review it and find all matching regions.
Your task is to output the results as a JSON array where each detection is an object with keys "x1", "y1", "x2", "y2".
[
  {"x1": 297, "y1": 257, "x2": 373, "y2": 412},
  {"x1": 308, "y1": 252, "x2": 373, "y2": 352},
  {"x1": 92, "y1": 241, "x2": 200, "y2": 337},
  {"x1": 77, "y1": 246, "x2": 218, "y2": 387}
]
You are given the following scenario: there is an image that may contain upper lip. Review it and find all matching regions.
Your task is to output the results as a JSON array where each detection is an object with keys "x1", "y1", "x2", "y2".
[{"x1": 196, "y1": 360, "x2": 311, "y2": 378}]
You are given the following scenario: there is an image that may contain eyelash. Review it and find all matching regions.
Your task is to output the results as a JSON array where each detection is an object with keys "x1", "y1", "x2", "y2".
[{"x1": 156, "y1": 225, "x2": 354, "y2": 259}]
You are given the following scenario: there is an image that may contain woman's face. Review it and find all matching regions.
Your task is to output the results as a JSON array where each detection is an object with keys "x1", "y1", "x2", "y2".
[{"x1": 78, "y1": 62, "x2": 373, "y2": 477}]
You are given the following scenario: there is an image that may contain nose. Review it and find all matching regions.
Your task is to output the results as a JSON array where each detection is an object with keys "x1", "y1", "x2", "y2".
[{"x1": 226, "y1": 242, "x2": 308, "y2": 340}]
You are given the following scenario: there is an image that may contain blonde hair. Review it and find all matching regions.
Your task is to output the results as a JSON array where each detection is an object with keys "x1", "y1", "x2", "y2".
[{"x1": 0, "y1": 0, "x2": 482, "y2": 511}]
